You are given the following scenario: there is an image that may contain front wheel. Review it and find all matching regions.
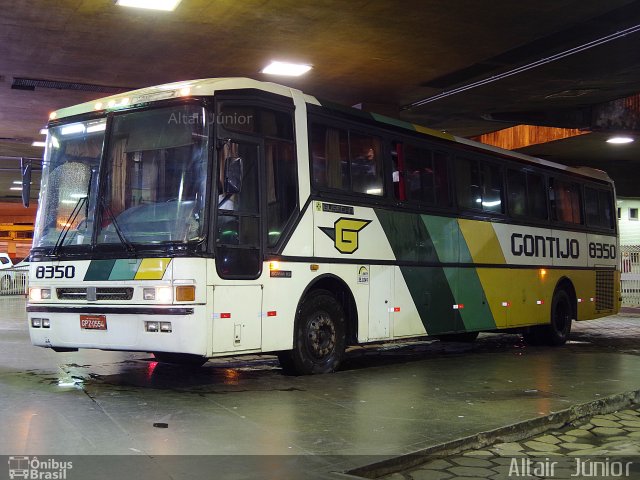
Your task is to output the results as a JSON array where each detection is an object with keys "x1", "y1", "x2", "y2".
[{"x1": 278, "y1": 289, "x2": 346, "y2": 375}]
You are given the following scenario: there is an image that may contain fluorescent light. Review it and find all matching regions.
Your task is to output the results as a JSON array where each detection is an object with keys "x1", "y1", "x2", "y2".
[
  {"x1": 61, "y1": 123, "x2": 85, "y2": 135},
  {"x1": 86, "y1": 123, "x2": 106, "y2": 133},
  {"x1": 606, "y1": 136, "x2": 634, "y2": 144},
  {"x1": 261, "y1": 61, "x2": 312, "y2": 76},
  {"x1": 32, "y1": 141, "x2": 46, "y2": 147},
  {"x1": 10, "y1": 187, "x2": 22, "y2": 191},
  {"x1": 116, "y1": 0, "x2": 181, "y2": 11}
]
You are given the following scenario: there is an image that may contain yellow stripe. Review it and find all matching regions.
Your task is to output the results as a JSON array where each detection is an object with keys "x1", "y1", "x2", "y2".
[
  {"x1": 134, "y1": 258, "x2": 171, "y2": 280},
  {"x1": 458, "y1": 219, "x2": 506, "y2": 264}
]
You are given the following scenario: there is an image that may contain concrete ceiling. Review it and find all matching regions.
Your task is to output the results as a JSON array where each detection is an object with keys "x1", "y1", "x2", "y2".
[{"x1": 1, "y1": 0, "x2": 640, "y2": 203}]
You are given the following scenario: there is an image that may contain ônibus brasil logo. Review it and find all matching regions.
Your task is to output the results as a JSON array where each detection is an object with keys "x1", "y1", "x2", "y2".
[{"x1": 8, "y1": 456, "x2": 73, "y2": 479}]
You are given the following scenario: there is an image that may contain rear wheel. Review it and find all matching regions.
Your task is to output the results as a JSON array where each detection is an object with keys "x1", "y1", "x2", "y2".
[
  {"x1": 545, "y1": 289, "x2": 573, "y2": 345},
  {"x1": 278, "y1": 289, "x2": 346, "y2": 375},
  {"x1": 523, "y1": 289, "x2": 573, "y2": 346},
  {"x1": 153, "y1": 352, "x2": 208, "y2": 366}
]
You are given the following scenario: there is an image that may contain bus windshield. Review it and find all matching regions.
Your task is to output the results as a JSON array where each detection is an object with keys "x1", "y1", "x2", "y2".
[
  {"x1": 96, "y1": 105, "x2": 209, "y2": 246},
  {"x1": 33, "y1": 118, "x2": 106, "y2": 249},
  {"x1": 33, "y1": 104, "x2": 209, "y2": 251}
]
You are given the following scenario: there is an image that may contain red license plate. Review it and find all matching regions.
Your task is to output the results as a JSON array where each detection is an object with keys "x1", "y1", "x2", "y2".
[{"x1": 80, "y1": 315, "x2": 107, "y2": 330}]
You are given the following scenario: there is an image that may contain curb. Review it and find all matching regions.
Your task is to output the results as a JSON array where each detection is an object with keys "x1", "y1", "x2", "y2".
[{"x1": 348, "y1": 389, "x2": 640, "y2": 479}]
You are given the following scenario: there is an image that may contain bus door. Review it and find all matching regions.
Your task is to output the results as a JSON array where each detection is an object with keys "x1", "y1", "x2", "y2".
[
  {"x1": 212, "y1": 140, "x2": 263, "y2": 353},
  {"x1": 368, "y1": 265, "x2": 393, "y2": 340}
]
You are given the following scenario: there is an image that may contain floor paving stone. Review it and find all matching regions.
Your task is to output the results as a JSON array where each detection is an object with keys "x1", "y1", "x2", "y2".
[
  {"x1": 591, "y1": 426, "x2": 626, "y2": 436},
  {"x1": 563, "y1": 428, "x2": 594, "y2": 438},
  {"x1": 523, "y1": 440, "x2": 562, "y2": 452},
  {"x1": 560, "y1": 442, "x2": 598, "y2": 450},
  {"x1": 535, "y1": 434, "x2": 561, "y2": 445},
  {"x1": 449, "y1": 466, "x2": 494, "y2": 477},
  {"x1": 409, "y1": 470, "x2": 452, "y2": 480},
  {"x1": 590, "y1": 418, "x2": 622, "y2": 428},
  {"x1": 451, "y1": 457, "x2": 494, "y2": 467}
]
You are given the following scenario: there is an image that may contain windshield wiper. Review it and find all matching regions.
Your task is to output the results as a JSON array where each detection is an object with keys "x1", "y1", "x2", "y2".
[
  {"x1": 52, "y1": 196, "x2": 87, "y2": 255},
  {"x1": 99, "y1": 198, "x2": 136, "y2": 253}
]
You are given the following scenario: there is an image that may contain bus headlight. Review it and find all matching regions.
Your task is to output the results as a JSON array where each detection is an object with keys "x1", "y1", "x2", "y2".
[
  {"x1": 143, "y1": 288, "x2": 156, "y2": 301},
  {"x1": 156, "y1": 287, "x2": 173, "y2": 304},
  {"x1": 143, "y1": 287, "x2": 173, "y2": 303},
  {"x1": 29, "y1": 288, "x2": 51, "y2": 301}
]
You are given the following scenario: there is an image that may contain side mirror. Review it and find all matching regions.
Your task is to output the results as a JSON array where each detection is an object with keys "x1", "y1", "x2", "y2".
[
  {"x1": 21, "y1": 158, "x2": 32, "y2": 208},
  {"x1": 224, "y1": 156, "x2": 243, "y2": 194}
]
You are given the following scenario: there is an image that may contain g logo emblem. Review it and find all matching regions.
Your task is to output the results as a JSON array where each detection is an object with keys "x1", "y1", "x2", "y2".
[{"x1": 320, "y1": 218, "x2": 371, "y2": 254}]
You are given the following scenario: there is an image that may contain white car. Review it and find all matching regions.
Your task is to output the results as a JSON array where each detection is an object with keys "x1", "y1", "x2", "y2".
[
  {"x1": 0, "y1": 255, "x2": 28, "y2": 293},
  {"x1": 0, "y1": 253, "x2": 15, "y2": 291}
]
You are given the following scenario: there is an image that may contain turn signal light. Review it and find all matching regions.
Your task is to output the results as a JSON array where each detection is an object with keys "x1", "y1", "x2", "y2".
[{"x1": 176, "y1": 285, "x2": 195, "y2": 302}]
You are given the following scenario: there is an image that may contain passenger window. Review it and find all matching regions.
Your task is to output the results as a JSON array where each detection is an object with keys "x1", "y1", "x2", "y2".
[
  {"x1": 350, "y1": 132, "x2": 383, "y2": 195},
  {"x1": 310, "y1": 124, "x2": 383, "y2": 196},
  {"x1": 456, "y1": 157, "x2": 503, "y2": 213},
  {"x1": 310, "y1": 124, "x2": 349, "y2": 191},
  {"x1": 265, "y1": 139, "x2": 297, "y2": 247},
  {"x1": 550, "y1": 179, "x2": 582, "y2": 224},
  {"x1": 402, "y1": 144, "x2": 450, "y2": 206},
  {"x1": 455, "y1": 157, "x2": 482, "y2": 210},
  {"x1": 585, "y1": 187, "x2": 614, "y2": 229},
  {"x1": 507, "y1": 169, "x2": 547, "y2": 220}
]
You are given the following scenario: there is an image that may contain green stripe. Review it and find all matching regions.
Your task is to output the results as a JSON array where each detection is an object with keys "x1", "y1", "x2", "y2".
[
  {"x1": 377, "y1": 210, "x2": 497, "y2": 334},
  {"x1": 84, "y1": 259, "x2": 116, "y2": 281},
  {"x1": 109, "y1": 259, "x2": 142, "y2": 280}
]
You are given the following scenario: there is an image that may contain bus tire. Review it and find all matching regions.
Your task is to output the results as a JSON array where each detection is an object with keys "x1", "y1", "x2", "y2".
[
  {"x1": 435, "y1": 331, "x2": 479, "y2": 342},
  {"x1": 279, "y1": 289, "x2": 346, "y2": 375},
  {"x1": 523, "y1": 289, "x2": 573, "y2": 346},
  {"x1": 544, "y1": 289, "x2": 573, "y2": 346},
  {"x1": 153, "y1": 352, "x2": 208, "y2": 367}
]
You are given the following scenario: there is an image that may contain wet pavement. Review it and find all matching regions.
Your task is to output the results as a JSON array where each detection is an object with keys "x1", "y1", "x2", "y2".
[{"x1": 1, "y1": 296, "x2": 640, "y2": 479}]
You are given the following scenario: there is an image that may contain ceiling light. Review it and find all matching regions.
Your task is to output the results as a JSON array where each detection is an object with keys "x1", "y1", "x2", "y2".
[
  {"x1": 261, "y1": 61, "x2": 312, "y2": 77},
  {"x1": 86, "y1": 123, "x2": 107, "y2": 133},
  {"x1": 39, "y1": 129, "x2": 47, "y2": 135},
  {"x1": 61, "y1": 124, "x2": 85, "y2": 135},
  {"x1": 606, "y1": 136, "x2": 634, "y2": 144},
  {"x1": 115, "y1": 0, "x2": 182, "y2": 11},
  {"x1": 32, "y1": 141, "x2": 46, "y2": 147},
  {"x1": 10, "y1": 187, "x2": 23, "y2": 191}
]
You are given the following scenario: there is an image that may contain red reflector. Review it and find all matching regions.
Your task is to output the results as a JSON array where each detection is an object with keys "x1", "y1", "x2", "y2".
[
  {"x1": 221, "y1": 313, "x2": 231, "y2": 319},
  {"x1": 267, "y1": 311, "x2": 277, "y2": 317},
  {"x1": 394, "y1": 307, "x2": 400, "y2": 312}
]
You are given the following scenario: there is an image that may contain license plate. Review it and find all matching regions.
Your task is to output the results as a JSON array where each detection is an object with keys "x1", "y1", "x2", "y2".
[{"x1": 80, "y1": 315, "x2": 107, "y2": 330}]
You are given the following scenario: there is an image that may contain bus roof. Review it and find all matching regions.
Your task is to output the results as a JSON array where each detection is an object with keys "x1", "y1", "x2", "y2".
[{"x1": 49, "y1": 77, "x2": 612, "y2": 184}]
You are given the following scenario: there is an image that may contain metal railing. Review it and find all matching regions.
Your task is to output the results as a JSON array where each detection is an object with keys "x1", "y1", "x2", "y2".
[
  {"x1": 621, "y1": 245, "x2": 640, "y2": 306},
  {"x1": 0, "y1": 266, "x2": 28, "y2": 296}
]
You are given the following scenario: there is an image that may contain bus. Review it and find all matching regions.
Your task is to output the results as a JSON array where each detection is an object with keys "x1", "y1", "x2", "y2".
[{"x1": 25, "y1": 78, "x2": 619, "y2": 374}]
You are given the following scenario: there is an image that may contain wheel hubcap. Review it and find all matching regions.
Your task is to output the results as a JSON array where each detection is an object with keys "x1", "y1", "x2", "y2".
[{"x1": 306, "y1": 313, "x2": 336, "y2": 360}]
